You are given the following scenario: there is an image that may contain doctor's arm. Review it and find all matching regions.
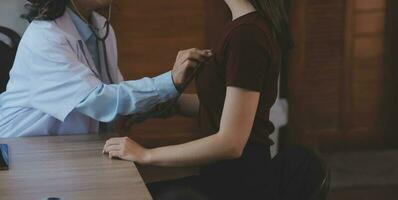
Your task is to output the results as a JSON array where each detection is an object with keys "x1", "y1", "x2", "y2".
[
  {"x1": 76, "y1": 72, "x2": 177, "y2": 122},
  {"x1": 75, "y1": 49, "x2": 211, "y2": 122},
  {"x1": 103, "y1": 87, "x2": 259, "y2": 167}
]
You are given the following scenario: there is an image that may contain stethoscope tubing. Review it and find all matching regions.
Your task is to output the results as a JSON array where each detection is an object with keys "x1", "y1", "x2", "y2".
[
  {"x1": 78, "y1": 39, "x2": 114, "y2": 84},
  {"x1": 70, "y1": 0, "x2": 114, "y2": 84}
]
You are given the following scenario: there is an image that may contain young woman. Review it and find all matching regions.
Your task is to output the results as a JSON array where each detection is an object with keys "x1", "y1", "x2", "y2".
[
  {"x1": 0, "y1": 0, "x2": 210, "y2": 137},
  {"x1": 104, "y1": 0, "x2": 293, "y2": 198}
]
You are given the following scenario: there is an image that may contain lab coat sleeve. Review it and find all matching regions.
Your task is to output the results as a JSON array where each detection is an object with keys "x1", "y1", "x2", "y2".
[
  {"x1": 26, "y1": 26, "x2": 102, "y2": 121},
  {"x1": 75, "y1": 71, "x2": 179, "y2": 122}
]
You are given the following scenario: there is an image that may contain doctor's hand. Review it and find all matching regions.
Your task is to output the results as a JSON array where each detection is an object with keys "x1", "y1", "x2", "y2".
[
  {"x1": 103, "y1": 137, "x2": 150, "y2": 165},
  {"x1": 172, "y1": 48, "x2": 212, "y2": 91}
]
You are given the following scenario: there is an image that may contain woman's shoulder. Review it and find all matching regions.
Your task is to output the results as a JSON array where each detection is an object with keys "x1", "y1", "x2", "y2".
[
  {"x1": 225, "y1": 13, "x2": 274, "y2": 41},
  {"x1": 224, "y1": 22, "x2": 274, "y2": 52},
  {"x1": 213, "y1": 17, "x2": 273, "y2": 58}
]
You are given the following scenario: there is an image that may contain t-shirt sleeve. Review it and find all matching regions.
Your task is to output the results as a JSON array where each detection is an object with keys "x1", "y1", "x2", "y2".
[{"x1": 225, "y1": 25, "x2": 271, "y2": 92}]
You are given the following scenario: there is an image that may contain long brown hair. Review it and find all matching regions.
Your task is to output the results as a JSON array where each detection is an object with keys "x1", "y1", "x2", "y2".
[
  {"x1": 22, "y1": 0, "x2": 68, "y2": 22},
  {"x1": 249, "y1": 0, "x2": 294, "y2": 52}
]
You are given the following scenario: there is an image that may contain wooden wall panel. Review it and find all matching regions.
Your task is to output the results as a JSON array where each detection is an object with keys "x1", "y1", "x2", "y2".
[
  {"x1": 384, "y1": 0, "x2": 398, "y2": 146},
  {"x1": 204, "y1": 0, "x2": 230, "y2": 48},
  {"x1": 355, "y1": 0, "x2": 385, "y2": 11},
  {"x1": 305, "y1": 0, "x2": 346, "y2": 132},
  {"x1": 348, "y1": 0, "x2": 386, "y2": 145},
  {"x1": 112, "y1": 0, "x2": 205, "y2": 78},
  {"x1": 287, "y1": 0, "x2": 390, "y2": 151},
  {"x1": 355, "y1": 12, "x2": 385, "y2": 34},
  {"x1": 111, "y1": 0, "x2": 205, "y2": 146},
  {"x1": 287, "y1": 0, "x2": 347, "y2": 150}
]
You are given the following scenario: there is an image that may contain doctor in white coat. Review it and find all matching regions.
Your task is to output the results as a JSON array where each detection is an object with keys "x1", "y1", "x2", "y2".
[{"x1": 0, "y1": 0, "x2": 211, "y2": 138}]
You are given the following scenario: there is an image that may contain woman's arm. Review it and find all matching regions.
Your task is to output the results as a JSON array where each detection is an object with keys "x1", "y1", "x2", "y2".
[
  {"x1": 103, "y1": 87, "x2": 260, "y2": 167},
  {"x1": 177, "y1": 93, "x2": 200, "y2": 117}
]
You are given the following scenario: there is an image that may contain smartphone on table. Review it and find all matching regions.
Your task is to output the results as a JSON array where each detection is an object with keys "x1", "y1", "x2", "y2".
[{"x1": 0, "y1": 144, "x2": 9, "y2": 170}]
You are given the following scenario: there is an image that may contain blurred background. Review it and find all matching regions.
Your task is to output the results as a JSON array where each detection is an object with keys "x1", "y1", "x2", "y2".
[{"x1": 1, "y1": 0, "x2": 397, "y2": 199}]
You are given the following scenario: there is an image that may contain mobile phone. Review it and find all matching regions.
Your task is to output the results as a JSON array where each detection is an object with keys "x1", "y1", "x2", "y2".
[{"x1": 0, "y1": 144, "x2": 9, "y2": 170}]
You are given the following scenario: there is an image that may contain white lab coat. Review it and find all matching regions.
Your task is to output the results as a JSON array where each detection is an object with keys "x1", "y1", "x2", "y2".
[{"x1": 0, "y1": 11, "x2": 123, "y2": 137}]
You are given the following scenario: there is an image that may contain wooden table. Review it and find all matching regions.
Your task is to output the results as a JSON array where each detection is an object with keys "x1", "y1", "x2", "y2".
[{"x1": 0, "y1": 135, "x2": 152, "y2": 200}]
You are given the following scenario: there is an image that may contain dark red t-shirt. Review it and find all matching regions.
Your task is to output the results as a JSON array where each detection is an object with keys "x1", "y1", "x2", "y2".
[{"x1": 196, "y1": 12, "x2": 281, "y2": 146}]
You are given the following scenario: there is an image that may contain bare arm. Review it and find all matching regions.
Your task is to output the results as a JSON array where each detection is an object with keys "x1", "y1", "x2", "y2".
[
  {"x1": 177, "y1": 94, "x2": 200, "y2": 118},
  {"x1": 103, "y1": 87, "x2": 260, "y2": 167}
]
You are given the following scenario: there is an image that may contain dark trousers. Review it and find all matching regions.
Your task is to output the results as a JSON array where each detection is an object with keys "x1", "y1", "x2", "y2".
[{"x1": 147, "y1": 145, "x2": 326, "y2": 200}]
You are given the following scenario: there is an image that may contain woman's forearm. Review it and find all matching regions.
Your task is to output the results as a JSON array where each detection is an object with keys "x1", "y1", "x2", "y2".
[
  {"x1": 145, "y1": 132, "x2": 239, "y2": 167},
  {"x1": 103, "y1": 87, "x2": 258, "y2": 168},
  {"x1": 144, "y1": 88, "x2": 259, "y2": 167},
  {"x1": 177, "y1": 94, "x2": 200, "y2": 117}
]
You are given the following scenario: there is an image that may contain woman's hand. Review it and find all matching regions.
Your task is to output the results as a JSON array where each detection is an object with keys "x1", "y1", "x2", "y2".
[{"x1": 103, "y1": 137, "x2": 150, "y2": 165}]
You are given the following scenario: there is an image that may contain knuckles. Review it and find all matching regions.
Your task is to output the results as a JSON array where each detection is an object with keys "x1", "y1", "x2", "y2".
[
  {"x1": 188, "y1": 52, "x2": 194, "y2": 58},
  {"x1": 123, "y1": 137, "x2": 130, "y2": 143}
]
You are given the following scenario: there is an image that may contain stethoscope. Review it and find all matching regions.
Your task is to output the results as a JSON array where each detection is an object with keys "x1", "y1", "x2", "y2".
[{"x1": 70, "y1": 0, "x2": 114, "y2": 84}]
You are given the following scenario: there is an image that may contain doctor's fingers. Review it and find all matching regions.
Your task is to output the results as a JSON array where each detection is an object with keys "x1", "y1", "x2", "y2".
[
  {"x1": 181, "y1": 59, "x2": 200, "y2": 70},
  {"x1": 178, "y1": 49, "x2": 212, "y2": 64}
]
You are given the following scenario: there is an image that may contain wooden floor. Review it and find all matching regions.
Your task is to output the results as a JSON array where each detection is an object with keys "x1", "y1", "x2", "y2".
[
  {"x1": 326, "y1": 150, "x2": 398, "y2": 200},
  {"x1": 330, "y1": 186, "x2": 398, "y2": 200}
]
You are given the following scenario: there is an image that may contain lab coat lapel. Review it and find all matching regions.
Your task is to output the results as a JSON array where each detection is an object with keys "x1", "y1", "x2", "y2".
[{"x1": 54, "y1": 11, "x2": 100, "y2": 78}]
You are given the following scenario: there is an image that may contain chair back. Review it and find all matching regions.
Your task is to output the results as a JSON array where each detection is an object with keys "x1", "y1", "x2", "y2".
[{"x1": 0, "y1": 26, "x2": 21, "y2": 93}]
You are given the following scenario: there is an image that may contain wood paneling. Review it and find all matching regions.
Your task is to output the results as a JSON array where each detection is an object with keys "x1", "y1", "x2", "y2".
[
  {"x1": 204, "y1": 0, "x2": 230, "y2": 48},
  {"x1": 355, "y1": 0, "x2": 385, "y2": 11},
  {"x1": 330, "y1": 186, "x2": 398, "y2": 200},
  {"x1": 287, "y1": 0, "x2": 391, "y2": 151},
  {"x1": 355, "y1": 12, "x2": 385, "y2": 35},
  {"x1": 111, "y1": 0, "x2": 205, "y2": 145},
  {"x1": 287, "y1": 0, "x2": 347, "y2": 150},
  {"x1": 384, "y1": 0, "x2": 398, "y2": 146},
  {"x1": 112, "y1": 0, "x2": 205, "y2": 78},
  {"x1": 349, "y1": 0, "x2": 386, "y2": 146}
]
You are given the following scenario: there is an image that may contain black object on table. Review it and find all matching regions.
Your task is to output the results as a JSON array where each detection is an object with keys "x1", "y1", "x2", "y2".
[{"x1": 0, "y1": 144, "x2": 9, "y2": 170}]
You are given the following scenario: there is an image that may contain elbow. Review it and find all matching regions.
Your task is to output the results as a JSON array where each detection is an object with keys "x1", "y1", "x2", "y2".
[
  {"x1": 215, "y1": 133, "x2": 247, "y2": 160},
  {"x1": 224, "y1": 143, "x2": 245, "y2": 159}
]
